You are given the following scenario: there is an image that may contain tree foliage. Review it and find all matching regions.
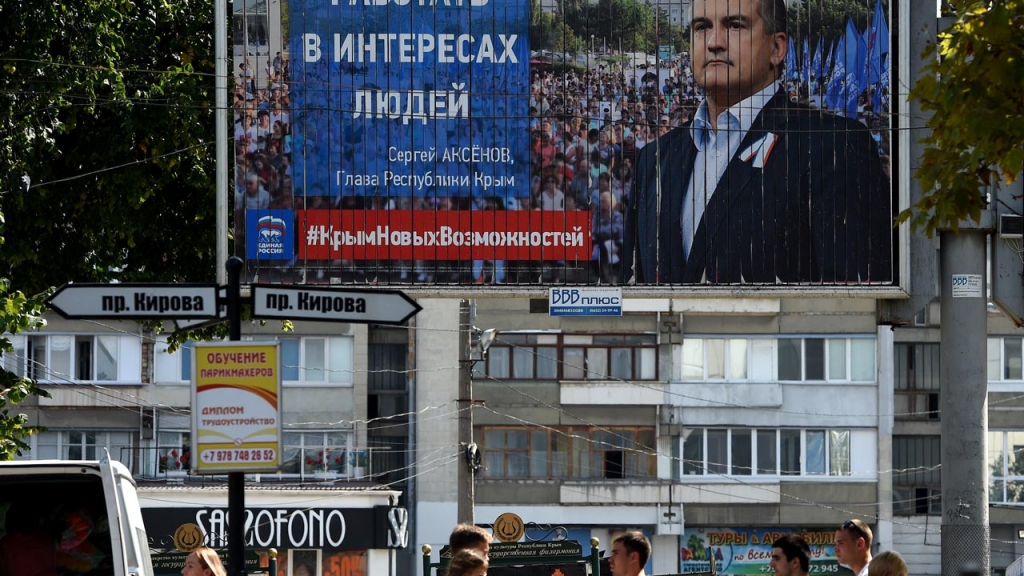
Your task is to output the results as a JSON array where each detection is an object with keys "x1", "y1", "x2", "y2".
[
  {"x1": 0, "y1": 0, "x2": 218, "y2": 457},
  {"x1": 0, "y1": 281, "x2": 50, "y2": 460},
  {"x1": 1, "y1": 0, "x2": 218, "y2": 295},
  {"x1": 903, "y1": 0, "x2": 1024, "y2": 235},
  {"x1": 556, "y1": 0, "x2": 661, "y2": 54},
  {"x1": 788, "y1": 0, "x2": 873, "y2": 48}
]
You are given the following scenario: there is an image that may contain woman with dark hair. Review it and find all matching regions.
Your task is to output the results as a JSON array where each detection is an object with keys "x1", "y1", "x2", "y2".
[{"x1": 447, "y1": 548, "x2": 488, "y2": 576}]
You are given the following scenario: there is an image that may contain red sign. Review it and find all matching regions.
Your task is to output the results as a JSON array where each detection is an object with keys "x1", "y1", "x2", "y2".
[{"x1": 298, "y1": 210, "x2": 592, "y2": 261}]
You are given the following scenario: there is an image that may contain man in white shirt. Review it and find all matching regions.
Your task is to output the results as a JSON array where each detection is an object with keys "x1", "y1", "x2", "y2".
[
  {"x1": 834, "y1": 519, "x2": 873, "y2": 576},
  {"x1": 609, "y1": 531, "x2": 650, "y2": 576}
]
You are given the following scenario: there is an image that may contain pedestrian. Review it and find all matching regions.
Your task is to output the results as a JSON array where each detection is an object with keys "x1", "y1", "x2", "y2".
[
  {"x1": 181, "y1": 547, "x2": 226, "y2": 576},
  {"x1": 769, "y1": 534, "x2": 810, "y2": 576},
  {"x1": 448, "y1": 523, "x2": 493, "y2": 560},
  {"x1": 609, "y1": 530, "x2": 650, "y2": 576},
  {"x1": 868, "y1": 550, "x2": 907, "y2": 576},
  {"x1": 834, "y1": 519, "x2": 873, "y2": 576},
  {"x1": 447, "y1": 548, "x2": 488, "y2": 576}
]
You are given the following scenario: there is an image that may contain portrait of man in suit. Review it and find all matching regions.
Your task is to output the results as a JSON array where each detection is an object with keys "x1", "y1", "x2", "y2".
[{"x1": 623, "y1": 0, "x2": 893, "y2": 284}]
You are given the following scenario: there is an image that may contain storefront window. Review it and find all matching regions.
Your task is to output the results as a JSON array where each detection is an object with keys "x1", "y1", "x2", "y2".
[{"x1": 275, "y1": 550, "x2": 367, "y2": 576}]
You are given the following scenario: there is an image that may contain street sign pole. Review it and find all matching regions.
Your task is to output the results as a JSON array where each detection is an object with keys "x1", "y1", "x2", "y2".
[
  {"x1": 45, "y1": 266, "x2": 421, "y2": 576},
  {"x1": 226, "y1": 257, "x2": 245, "y2": 576}
]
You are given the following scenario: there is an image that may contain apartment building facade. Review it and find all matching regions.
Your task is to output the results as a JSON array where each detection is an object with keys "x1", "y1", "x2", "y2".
[
  {"x1": 6, "y1": 294, "x2": 1024, "y2": 575},
  {"x1": 4, "y1": 314, "x2": 409, "y2": 576},
  {"x1": 891, "y1": 302, "x2": 1024, "y2": 575},
  {"x1": 414, "y1": 297, "x2": 893, "y2": 575}
]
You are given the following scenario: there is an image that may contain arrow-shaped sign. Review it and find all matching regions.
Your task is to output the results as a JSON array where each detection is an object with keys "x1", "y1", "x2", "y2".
[
  {"x1": 173, "y1": 287, "x2": 228, "y2": 332},
  {"x1": 47, "y1": 283, "x2": 220, "y2": 320},
  {"x1": 251, "y1": 285, "x2": 421, "y2": 325}
]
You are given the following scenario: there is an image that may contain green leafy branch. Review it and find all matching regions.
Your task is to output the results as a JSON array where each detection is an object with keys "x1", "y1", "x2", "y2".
[{"x1": 902, "y1": 0, "x2": 1024, "y2": 236}]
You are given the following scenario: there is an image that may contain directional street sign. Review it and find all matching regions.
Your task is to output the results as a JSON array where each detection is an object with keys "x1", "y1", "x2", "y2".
[
  {"x1": 173, "y1": 287, "x2": 228, "y2": 332},
  {"x1": 47, "y1": 283, "x2": 220, "y2": 320},
  {"x1": 252, "y1": 285, "x2": 422, "y2": 325}
]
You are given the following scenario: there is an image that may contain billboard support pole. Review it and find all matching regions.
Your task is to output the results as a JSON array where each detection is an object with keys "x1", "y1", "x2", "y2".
[
  {"x1": 215, "y1": 0, "x2": 228, "y2": 285},
  {"x1": 457, "y1": 299, "x2": 475, "y2": 524},
  {"x1": 939, "y1": 227, "x2": 991, "y2": 575},
  {"x1": 226, "y1": 256, "x2": 246, "y2": 576}
]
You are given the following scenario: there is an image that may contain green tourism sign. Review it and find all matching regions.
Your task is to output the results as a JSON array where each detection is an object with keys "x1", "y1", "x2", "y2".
[{"x1": 432, "y1": 540, "x2": 594, "y2": 576}]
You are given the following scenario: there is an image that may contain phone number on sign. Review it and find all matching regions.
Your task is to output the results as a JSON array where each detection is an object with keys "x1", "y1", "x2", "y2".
[{"x1": 200, "y1": 449, "x2": 276, "y2": 464}]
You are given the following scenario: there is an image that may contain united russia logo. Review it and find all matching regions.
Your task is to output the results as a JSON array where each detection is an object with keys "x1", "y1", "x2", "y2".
[{"x1": 248, "y1": 210, "x2": 294, "y2": 260}]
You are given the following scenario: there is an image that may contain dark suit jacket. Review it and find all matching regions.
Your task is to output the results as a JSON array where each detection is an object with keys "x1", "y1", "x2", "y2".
[{"x1": 622, "y1": 92, "x2": 893, "y2": 284}]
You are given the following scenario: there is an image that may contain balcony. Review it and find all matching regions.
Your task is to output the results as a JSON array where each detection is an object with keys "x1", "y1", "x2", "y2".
[
  {"x1": 560, "y1": 380, "x2": 664, "y2": 405},
  {"x1": 132, "y1": 447, "x2": 381, "y2": 483},
  {"x1": 559, "y1": 479, "x2": 781, "y2": 505}
]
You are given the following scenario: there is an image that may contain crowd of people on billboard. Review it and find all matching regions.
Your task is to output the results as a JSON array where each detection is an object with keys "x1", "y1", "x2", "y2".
[
  {"x1": 234, "y1": 53, "x2": 293, "y2": 212},
  {"x1": 234, "y1": 0, "x2": 892, "y2": 285}
]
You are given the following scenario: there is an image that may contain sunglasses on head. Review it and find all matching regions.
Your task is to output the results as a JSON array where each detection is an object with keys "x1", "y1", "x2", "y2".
[{"x1": 842, "y1": 520, "x2": 866, "y2": 541}]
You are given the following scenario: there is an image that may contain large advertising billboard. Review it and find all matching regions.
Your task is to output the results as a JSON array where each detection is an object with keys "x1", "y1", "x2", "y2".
[
  {"x1": 680, "y1": 527, "x2": 854, "y2": 575},
  {"x1": 234, "y1": 0, "x2": 895, "y2": 288}
]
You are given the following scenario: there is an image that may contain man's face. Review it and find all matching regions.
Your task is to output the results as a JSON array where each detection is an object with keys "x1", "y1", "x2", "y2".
[
  {"x1": 833, "y1": 529, "x2": 859, "y2": 564},
  {"x1": 769, "y1": 547, "x2": 794, "y2": 576},
  {"x1": 691, "y1": 0, "x2": 786, "y2": 107},
  {"x1": 609, "y1": 541, "x2": 634, "y2": 576},
  {"x1": 472, "y1": 541, "x2": 490, "y2": 562}
]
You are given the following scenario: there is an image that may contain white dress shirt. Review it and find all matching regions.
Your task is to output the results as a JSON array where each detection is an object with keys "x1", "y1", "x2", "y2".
[{"x1": 682, "y1": 83, "x2": 780, "y2": 257}]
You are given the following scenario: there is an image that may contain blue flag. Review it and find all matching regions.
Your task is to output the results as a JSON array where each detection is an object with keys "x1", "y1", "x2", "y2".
[
  {"x1": 825, "y1": 37, "x2": 845, "y2": 112},
  {"x1": 870, "y1": 0, "x2": 890, "y2": 56},
  {"x1": 842, "y1": 17, "x2": 867, "y2": 117},
  {"x1": 786, "y1": 37, "x2": 798, "y2": 80},
  {"x1": 802, "y1": 38, "x2": 811, "y2": 84},
  {"x1": 866, "y1": 0, "x2": 889, "y2": 84},
  {"x1": 812, "y1": 41, "x2": 823, "y2": 83},
  {"x1": 873, "y1": 51, "x2": 890, "y2": 111}
]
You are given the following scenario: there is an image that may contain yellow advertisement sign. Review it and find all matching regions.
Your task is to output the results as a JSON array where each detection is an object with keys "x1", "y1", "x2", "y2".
[{"x1": 191, "y1": 342, "x2": 282, "y2": 473}]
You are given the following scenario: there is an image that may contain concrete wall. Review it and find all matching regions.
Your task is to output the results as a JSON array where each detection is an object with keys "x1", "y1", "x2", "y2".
[{"x1": 412, "y1": 300, "x2": 462, "y2": 575}]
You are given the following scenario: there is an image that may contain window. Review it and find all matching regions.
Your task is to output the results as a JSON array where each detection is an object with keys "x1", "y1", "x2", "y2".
[
  {"x1": 681, "y1": 339, "x2": 748, "y2": 380},
  {"x1": 776, "y1": 338, "x2": 875, "y2": 382},
  {"x1": 233, "y1": 0, "x2": 270, "y2": 55},
  {"x1": 279, "y1": 431, "x2": 353, "y2": 479},
  {"x1": 989, "y1": 338, "x2": 1024, "y2": 382},
  {"x1": 989, "y1": 430, "x2": 1024, "y2": 504},
  {"x1": 894, "y1": 343, "x2": 940, "y2": 420},
  {"x1": 20, "y1": 430, "x2": 133, "y2": 470},
  {"x1": 484, "y1": 429, "x2": 529, "y2": 478},
  {"x1": 157, "y1": 431, "x2": 191, "y2": 475},
  {"x1": 678, "y1": 428, "x2": 853, "y2": 478},
  {"x1": 479, "y1": 426, "x2": 656, "y2": 479},
  {"x1": 482, "y1": 333, "x2": 657, "y2": 381},
  {"x1": 154, "y1": 339, "x2": 195, "y2": 383},
  {"x1": 892, "y1": 435, "x2": 941, "y2": 514},
  {"x1": 682, "y1": 337, "x2": 875, "y2": 382},
  {"x1": 253, "y1": 336, "x2": 354, "y2": 385},
  {"x1": 681, "y1": 429, "x2": 704, "y2": 475},
  {"x1": 4, "y1": 334, "x2": 138, "y2": 383}
]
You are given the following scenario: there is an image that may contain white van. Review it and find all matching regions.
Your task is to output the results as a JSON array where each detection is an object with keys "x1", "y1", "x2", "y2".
[{"x1": 0, "y1": 457, "x2": 154, "y2": 576}]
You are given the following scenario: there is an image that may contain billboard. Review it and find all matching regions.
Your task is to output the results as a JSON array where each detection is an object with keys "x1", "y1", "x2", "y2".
[
  {"x1": 191, "y1": 341, "x2": 282, "y2": 474},
  {"x1": 680, "y1": 527, "x2": 853, "y2": 575},
  {"x1": 234, "y1": 0, "x2": 895, "y2": 288}
]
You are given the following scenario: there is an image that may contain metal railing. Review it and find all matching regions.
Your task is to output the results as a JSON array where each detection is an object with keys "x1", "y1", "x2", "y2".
[{"x1": 132, "y1": 446, "x2": 382, "y2": 482}]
